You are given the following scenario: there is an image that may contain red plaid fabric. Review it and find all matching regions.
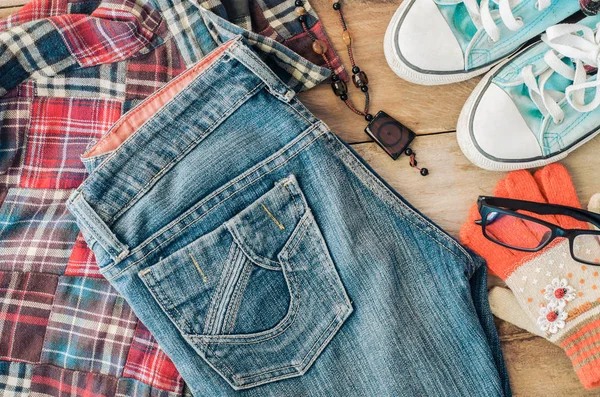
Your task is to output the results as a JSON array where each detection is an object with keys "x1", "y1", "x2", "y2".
[
  {"x1": 64, "y1": 233, "x2": 101, "y2": 278},
  {"x1": 31, "y1": 364, "x2": 118, "y2": 396},
  {"x1": 0, "y1": 271, "x2": 58, "y2": 363},
  {"x1": 0, "y1": 188, "x2": 78, "y2": 274},
  {"x1": 51, "y1": 0, "x2": 162, "y2": 67},
  {"x1": 123, "y1": 321, "x2": 184, "y2": 393},
  {"x1": 125, "y1": 39, "x2": 186, "y2": 99},
  {"x1": 21, "y1": 97, "x2": 122, "y2": 189},
  {"x1": 0, "y1": 0, "x2": 341, "y2": 393}
]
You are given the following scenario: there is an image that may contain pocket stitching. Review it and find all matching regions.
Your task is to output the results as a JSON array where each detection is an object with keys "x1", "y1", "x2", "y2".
[
  {"x1": 193, "y1": 212, "x2": 312, "y2": 345},
  {"x1": 189, "y1": 266, "x2": 301, "y2": 344},
  {"x1": 223, "y1": 261, "x2": 253, "y2": 335},
  {"x1": 104, "y1": 124, "x2": 326, "y2": 281},
  {"x1": 203, "y1": 242, "x2": 238, "y2": 336},
  {"x1": 142, "y1": 270, "x2": 198, "y2": 336},
  {"x1": 233, "y1": 307, "x2": 346, "y2": 385}
]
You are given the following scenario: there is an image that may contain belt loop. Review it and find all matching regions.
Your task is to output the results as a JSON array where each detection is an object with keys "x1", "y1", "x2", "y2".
[
  {"x1": 227, "y1": 39, "x2": 296, "y2": 103},
  {"x1": 67, "y1": 192, "x2": 129, "y2": 263}
]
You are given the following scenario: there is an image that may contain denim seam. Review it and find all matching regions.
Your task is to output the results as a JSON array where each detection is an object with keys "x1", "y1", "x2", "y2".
[
  {"x1": 204, "y1": 242, "x2": 238, "y2": 336},
  {"x1": 141, "y1": 270, "x2": 198, "y2": 335},
  {"x1": 109, "y1": 82, "x2": 265, "y2": 223},
  {"x1": 70, "y1": 194, "x2": 129, "y2": 261},
  {"x1": 224, "y1": 261, "x2": 253, "y2": 335},
  {"x1": 189, "y1": 217, "x2": 310, "y2": 344},
  {"x1": 306, "y1": 211, "x2": 350, "y2": 305},
  {"x1": 230, "y1": 41, "x2": 290, "y2": 101},
  {"x1": 189, "y1": 267, "x2": 300, "y2": 344},
  {"x1": 104, "y1": 124, "x2": 326, "y2": 280},
  {"x1": 83, "y1": 48, "x2": 226, "y2": 162},
  {"x1": 283, "y1": 178, "x2": 305, "y2": 219},
  {"x1": 285, "y1": 97, "x2": 313, "y2": 125},
  {"x1": 234, "y1": 309, "x2": 343, "y2": 383},
  {"x1": 210, "y1": 246, "x2": 249, "y2": 336},
  {"x1": 329, "y1": 135, "x2": 475, "y2": 268},
  {"x1": 228, "y1": 226, "x2": 282, "y2": 269},
  {"x1": 84, "y1": 48, "x2": 229, "y2": 174},
  {"x1": 279, "y1": 209, "x2": 344, "y2": 304}
]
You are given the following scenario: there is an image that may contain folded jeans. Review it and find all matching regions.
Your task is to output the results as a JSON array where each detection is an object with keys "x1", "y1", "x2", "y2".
[{"x1": 67, "y1": 14, "x2": 511, "y2": 396}]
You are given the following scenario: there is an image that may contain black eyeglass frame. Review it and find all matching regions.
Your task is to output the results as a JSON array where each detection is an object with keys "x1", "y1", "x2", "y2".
[{"x1": 476, "y1": 196, "x2": 600, "y2": 265}]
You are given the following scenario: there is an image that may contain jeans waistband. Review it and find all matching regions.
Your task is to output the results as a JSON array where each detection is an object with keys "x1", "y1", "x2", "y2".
[{"x1": 67, "y1": 37, "x2": 321, "y2": 263}]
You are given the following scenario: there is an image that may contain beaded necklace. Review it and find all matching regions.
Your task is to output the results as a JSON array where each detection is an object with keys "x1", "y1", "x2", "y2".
[{"x1": 296, "y1": 0, "x2": 429, "y2": 176}]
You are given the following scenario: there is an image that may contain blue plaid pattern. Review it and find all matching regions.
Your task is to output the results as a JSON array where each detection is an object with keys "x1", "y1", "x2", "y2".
[
  {"x1": 41, "y1": 276, "x2": 137, "y2": 377},
  {"x1": 0, "y1": 361, "x2": 32, "y2": 395}
]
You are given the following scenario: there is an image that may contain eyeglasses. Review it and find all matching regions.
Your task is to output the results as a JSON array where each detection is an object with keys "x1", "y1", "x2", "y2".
[{"x1": 476, "y1": 196, "x2": 600, "y2": 265}]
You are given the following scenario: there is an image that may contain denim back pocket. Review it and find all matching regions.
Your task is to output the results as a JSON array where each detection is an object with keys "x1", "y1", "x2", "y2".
[{"x1": 139, "y1": 175, "x2": 353, "y2": 390}]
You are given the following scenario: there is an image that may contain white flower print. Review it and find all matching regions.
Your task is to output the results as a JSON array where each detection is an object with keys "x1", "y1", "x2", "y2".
[
  {"x1": 537, "y1": 303, "x2": 568, "y2": 334},
  {"x1": 543, "y1": 278, "x2": 576, "y2": 308}
]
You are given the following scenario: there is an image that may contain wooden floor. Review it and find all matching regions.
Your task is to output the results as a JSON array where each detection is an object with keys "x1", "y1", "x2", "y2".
[{"x1": 2, "y1": 0, "x2": 600, "y2": 395}]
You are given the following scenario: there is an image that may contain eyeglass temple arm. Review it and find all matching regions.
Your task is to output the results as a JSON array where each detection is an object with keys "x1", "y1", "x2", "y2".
[{"x1": 478, "y1": 197, "x2": 600, "y2": 229}]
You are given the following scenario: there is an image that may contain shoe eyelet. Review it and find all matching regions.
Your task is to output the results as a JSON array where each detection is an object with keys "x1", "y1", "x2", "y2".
[
  {"x1": 487, "y1": 36, "x2": 497, "y2": 43},
  {"x1": 534, "y1": 1, "x2": 541, "y2": 10}
]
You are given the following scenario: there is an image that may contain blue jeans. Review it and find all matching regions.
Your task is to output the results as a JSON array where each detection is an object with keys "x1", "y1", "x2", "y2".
[{"x1": 67, "y1": 12, "x2": 510, "y2": 396}]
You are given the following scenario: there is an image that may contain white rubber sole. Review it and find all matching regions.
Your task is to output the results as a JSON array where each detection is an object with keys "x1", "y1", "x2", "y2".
[
  {"x1": 383, "y1": 0, "x2": 496, "y2": 86},
  {"x1": 457, "y1": 53, "x2": 600, "y2": 171}
]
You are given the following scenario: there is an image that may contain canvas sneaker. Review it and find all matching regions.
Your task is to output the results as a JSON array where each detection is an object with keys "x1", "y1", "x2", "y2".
[
  {"x1": 457, "y1": 15, "x2": 600, "y2": 170},
  {"x1": 384, "y1": 0, "x2": 580, "y2": 85}
]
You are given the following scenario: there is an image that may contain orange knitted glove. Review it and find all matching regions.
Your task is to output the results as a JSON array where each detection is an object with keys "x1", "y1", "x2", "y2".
[{"x1": 461, "y1": 164, "x2": 600, "y2": 389}]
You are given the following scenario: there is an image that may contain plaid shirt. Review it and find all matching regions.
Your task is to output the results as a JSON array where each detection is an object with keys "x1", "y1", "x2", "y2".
[{"x1": 0, "y1": 0, "x2": 339, "y2": 394}]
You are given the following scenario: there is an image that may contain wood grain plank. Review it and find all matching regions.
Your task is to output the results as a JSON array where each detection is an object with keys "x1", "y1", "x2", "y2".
[
  {"x1": 0, "y1": 0, "x2": 27, "y2": 8},
  {"x1": 496, "y1": 318, "x2": 600, "y2": 396},
  {"x1": 352, "y1": 132, "x2": 600, "y2": 237},
  {"x1": 0, "y1": 5, "x2": 19, "y2": 18},
  {"x1": 298, "y1": 0, "x2": 481, "y2": 143}
]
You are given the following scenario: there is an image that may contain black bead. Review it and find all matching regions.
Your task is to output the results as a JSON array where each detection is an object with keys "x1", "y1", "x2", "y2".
[
  {"x1": 420, "y1": 168, "x2": 429, "y2": 176},
  {"x1": 404, "y1": 148, "x2": 412, "y2": 156},
  {"x1": 361, "y1": 86, "x2": 368, "y2": 92},
  {"x1": 365, "y1": 113, "x2": 374, "y2": 122},
  {"x1": 298, "y1": 14, "x2": 307, "y2": 22},
  {"x1": 331, "y1": 80, "x2": 347, "y2": 96},
  {"x1": 340, "y1": 94, "x2": 348, "y2": 100},
  {"x1": 295, "y1": 0, "x2": 303, "y2": 5},
  {"x1": 352, "y1": 66, "x2": 360, "y2": 74},
  {"x1": 411, "y1": 160, "x2": 418, "y2": 167},
  {"x1": 331, "y1": 74, "x2": 340, "y2": 82},
  {"x1": 333, "y1": 2, "x2": 341, "y2": 10}
]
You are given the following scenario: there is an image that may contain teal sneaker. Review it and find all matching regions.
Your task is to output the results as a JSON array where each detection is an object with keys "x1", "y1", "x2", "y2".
[
  {"x1": 457, "y1": 15, "x2": 600, "y2": 170},
  {"x1": 384, "y1": 0, "x2": 580, "y2": 85}
]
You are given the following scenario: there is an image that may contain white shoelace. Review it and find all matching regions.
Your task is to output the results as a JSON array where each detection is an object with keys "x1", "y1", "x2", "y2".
[
  {"x1": 522, "y1": 23, "x2": 600, "y2": 124},
  {"x1": 463, "y1": 0, "x2": 551, "y2": 42}
]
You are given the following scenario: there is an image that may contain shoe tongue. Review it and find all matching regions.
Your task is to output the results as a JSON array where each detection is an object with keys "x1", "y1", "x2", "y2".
[{"x1": 436, "y1": 3, "x2": 479, "y2": 51}]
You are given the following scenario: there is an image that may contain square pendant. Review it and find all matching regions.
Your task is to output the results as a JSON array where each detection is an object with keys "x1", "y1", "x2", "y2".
[{"x1": 364, "y1": 111, "x2": 415, "y2": 160}]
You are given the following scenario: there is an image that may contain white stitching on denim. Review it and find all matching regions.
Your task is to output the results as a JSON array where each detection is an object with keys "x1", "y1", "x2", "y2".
[
  {"x1": 110, "y1": 82, "x2": 265, "y2": 222},
  {"x1": 105, "y1": 124, "x2": 326, "y2": 280},
  {"x1": 223, "y1": 261, "x2": 253, "y2": 335},
  {"x1": 204, "y1": 241, "x2": 237, "y2": 336},
  {"x1": 81, "y1": 48, "x2": 228, "y2": 175},
  {"x1": 189, "y1": 254, "x2": 301, "y2": 344}
]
